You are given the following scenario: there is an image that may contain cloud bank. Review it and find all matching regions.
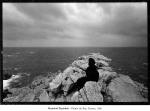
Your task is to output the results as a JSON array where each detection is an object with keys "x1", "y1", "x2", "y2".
[{"x1": 3, "y1": 3, "x2": 147, "y2": 47}]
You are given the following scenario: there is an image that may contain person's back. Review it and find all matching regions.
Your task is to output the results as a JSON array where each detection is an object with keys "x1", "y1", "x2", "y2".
[
  {"x1": 86, "y1": 65, "x2": 99, "y2": 82},
  {"x1": 85, "y1": 58, "x2": 99, "y2": 82}
]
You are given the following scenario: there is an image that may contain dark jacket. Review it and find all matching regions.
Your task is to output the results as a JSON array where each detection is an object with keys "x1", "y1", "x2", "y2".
[{"x1": 85, "y1": 65, "x2": 99, "y2": 82}]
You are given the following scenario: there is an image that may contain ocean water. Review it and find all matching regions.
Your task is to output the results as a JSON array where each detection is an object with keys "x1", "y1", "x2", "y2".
[{"x1": 2, "y1": 47, "x2": 148, "y2": 87}]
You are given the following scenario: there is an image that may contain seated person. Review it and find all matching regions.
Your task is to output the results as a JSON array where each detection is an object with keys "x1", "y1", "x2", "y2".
[{"x1": 66, "y1": 58, "x2": 100, "y2": 95}]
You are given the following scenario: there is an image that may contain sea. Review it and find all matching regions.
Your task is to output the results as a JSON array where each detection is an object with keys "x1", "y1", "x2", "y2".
[{"x1": 2, "y1": 47, "x2": 148, "y2": 87}]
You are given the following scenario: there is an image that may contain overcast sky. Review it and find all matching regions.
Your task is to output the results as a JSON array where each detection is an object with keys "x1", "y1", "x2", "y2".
[{"x1": 3, "y1": 3, "x2": 147, "y2": 47}]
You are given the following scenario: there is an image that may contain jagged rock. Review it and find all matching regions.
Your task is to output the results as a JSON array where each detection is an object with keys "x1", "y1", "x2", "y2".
[
  {"x1": 49, "y1": 83, "x2": 63, "y2": 95},
  {"x1": 3, "y1": 87, "x2": 33, "y2": 102},
  {"x1": 118, "y1": 74, "x2": 148, "y2": 98},
  {"x1": 98, "y1": 69, "x2": 118, "y2": 82},
  {"x1": 104, "y1": 95, "x2": 113, "y2": 102},
  {"x1": 106, "y1": 75, "x2": 148, "y2": 102},
  {"x1": 96, "y1": 60, "x2": 109, "y2": 67},
  {"x1": 48, "y1": 91, "x2": 55, "y2": 102},
  {"x1": 134, "y1": 81, "x2": 148, "y2": 98},
  {"x1": 9, "y1": 87, "x2": 31, "y2": 97},
  {"x1": 79, "y1": 88, "x2": 88, "y2": 102},
  {"x1": 72, "y1": 60, "x2": 88, "y2": 70},
  {"x1": 78, "y1": 93, "x2": 84, "y2": 102},
  {"x1": 3, "y1": 96, "x2": 19, "y2": 102},
  {"x1": 84, "y1": 81, "x2": 103, "y2": 102},
  {"x1": 118, "y1": 74, "x2": 137, "y2": 86},
  {"x1": 89, "y1": 53, "x2": 112, "y2": 62},
  {"x1": 21, "y1": 93, "x2": 35, "y2": 102},
  {"x1": 55, "y1": 96, "x2": 66, "y2": 102},
  {"x1": 78, "y1": 53, "x2": 111, "y2": 62},
  {"x1": 30, "y1": 77, "x2": 50, "y2": 89},
  {"x1": 3, "y1": 93, "x2": 25, "y2": 102},
  {"x1": 69, "y1": 71, "x2": 84, "y2": 83},
  {"x1": 49, "y1": 66, "x2": 84, "y2": 95},
  {"x1": 62, "y1": 77, "x2": 74, "y2": 94},
  {"x1": 101, "y1": 67, "x2": 113, "y2": 71},
  {"x1": 71, "y1": 91, "x2": 80, "y2": 102},
  {"x1": 39, "y1": 90, "x2": 50, "y2": 102},
  {"x1": 33, "y1": 85, "x2": 44, "y2": 96},
  {"x1": 49, "y1": 73, "x2": 64, "y2": 93},
  {"x1": 3, "y1": 73, "x2": 31, "y2": 90},
  {"x1": 3, "y1": 75, "x2": 21, "y2": 90},
  {"x1": 33, "y1": 98, "x2": 40, "y2": 102},
  {"x1": 63, "y1": 67, "x2": 76, "y2": 77}
]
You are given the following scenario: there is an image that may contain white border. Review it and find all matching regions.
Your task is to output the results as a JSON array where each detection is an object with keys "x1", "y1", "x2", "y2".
[{"x1": 0, "y1": 105, "x2": 150, "y2": 111}]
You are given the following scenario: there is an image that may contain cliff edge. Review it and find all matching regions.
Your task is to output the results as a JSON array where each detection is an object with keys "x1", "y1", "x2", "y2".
[{"x1": 3, "y1": 53, "x2": 148, "y2": 102}]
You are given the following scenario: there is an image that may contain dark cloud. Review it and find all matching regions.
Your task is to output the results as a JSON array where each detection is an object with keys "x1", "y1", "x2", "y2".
[
  {"x1": 84, "y1": 3, "x2": 147, "y2": 39},
  {"x1": 3, "y1": 17, "x2": 74, "y2": 41},
  {"x1": 110, "y1": 3, "x2": 147, "y2": 38},
  {"x1": 3, "y1": 3, "x2": 147, "y2": 47},
  {"x1": 13, "y1": 3, "x2": 66, "y2": 22}
]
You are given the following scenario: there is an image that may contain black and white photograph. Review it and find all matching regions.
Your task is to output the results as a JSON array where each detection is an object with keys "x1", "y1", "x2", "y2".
[{"x1": 1, "y1": 1, "x2": 149, "y2": 106}]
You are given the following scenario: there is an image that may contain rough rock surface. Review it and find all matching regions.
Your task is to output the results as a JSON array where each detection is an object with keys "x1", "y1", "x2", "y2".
[
  {"x1": 106, "y1": 75, "x2": 147, "y2": 102},
  {"x1": 3, "y1": 53, "x2": 148, "y2": 102},
  {"x1": 84, "y1": 81, "x2": 103, "y2": 102},
  {"x1": 39, "y1": 90, "x2": 50, "y2": 102}
]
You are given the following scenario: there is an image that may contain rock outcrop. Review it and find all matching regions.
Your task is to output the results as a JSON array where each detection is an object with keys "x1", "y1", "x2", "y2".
[{"x1": 3, "y1": 53, "x2": 148, "y2": 102}]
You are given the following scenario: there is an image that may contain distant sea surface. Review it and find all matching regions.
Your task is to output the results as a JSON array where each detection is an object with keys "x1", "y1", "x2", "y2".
[{"x1": 3, "y1": 47, "x2": 148, "y2": 87}]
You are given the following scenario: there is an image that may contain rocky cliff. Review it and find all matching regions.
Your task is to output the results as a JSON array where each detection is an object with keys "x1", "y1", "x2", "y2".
[{"x1": 3, "y1": 53, "x2": 148, "y2": 102}]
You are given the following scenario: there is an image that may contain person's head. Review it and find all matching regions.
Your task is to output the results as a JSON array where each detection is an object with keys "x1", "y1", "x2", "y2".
[{"x1": 88, "y1": 58, "x2": 95, "y2": 66}]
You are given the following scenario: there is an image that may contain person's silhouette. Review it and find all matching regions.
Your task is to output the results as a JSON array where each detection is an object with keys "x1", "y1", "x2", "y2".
[
  {"x1": 85, "y1": 58, "x2": 99, "y2": 82},
  {"x1": 66, "y1": 58, "x2": 100, "y2": 95}
]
